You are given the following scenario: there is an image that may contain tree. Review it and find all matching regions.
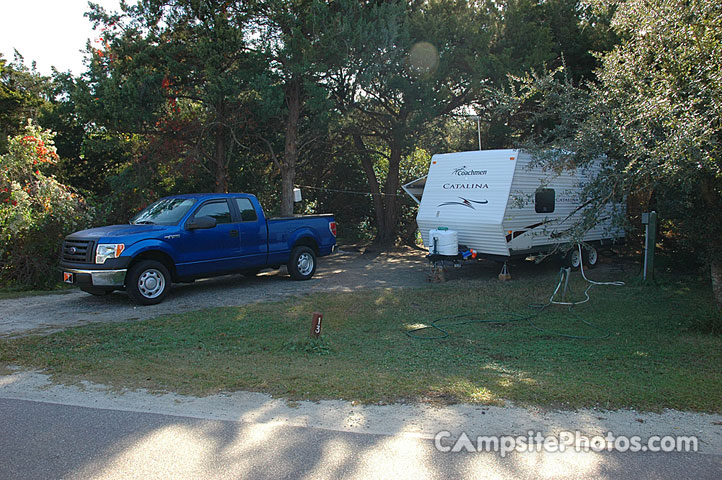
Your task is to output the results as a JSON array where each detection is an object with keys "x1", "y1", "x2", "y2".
[
  {"x1": 480, "y1": 0, "x2": 618, "y2": 149},
  {"x1": 0, "y1": 122, "x2": 92, "y2": 287},
  {"x1": 331, "y1": 0, "x2": 494, "y2": 246},
  {"x1": 499, "y1": 0, "x2": 722, "y2": 308},
  {"x1": 541, "y1": 0, "x2": 618, "y2": 83},
  {"x1": 489, "y1": 0, "x2": 556, "y2": 85},
  {"x1": 599, "y1": 0, "x2": 722, "y2": 306},
  {"x1": 83, "y1": 0, "x2": 351, "y2": 215},
  {"x1": 0, "y1": 54, "x2": 50, "y2": 153},
  {"x1": 248, "y1": 0, "x2": 354, "y2": 216},
  {"x1": 83, "y1": 0, "x2": 258, "y2": 193}
]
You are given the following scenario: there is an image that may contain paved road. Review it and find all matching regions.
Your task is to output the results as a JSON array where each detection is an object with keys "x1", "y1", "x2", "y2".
[{"x1": 1, "y1": 397, "x2": 720, "y2": 480}]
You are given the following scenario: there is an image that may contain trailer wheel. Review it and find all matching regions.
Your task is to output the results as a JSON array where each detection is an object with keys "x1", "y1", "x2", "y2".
[
  {"x1": 583, "y1": 246, "x2": 599, "y2": 269},
  {"x1": 564, "y1": 248, "x2": 582, "y2": 269}
]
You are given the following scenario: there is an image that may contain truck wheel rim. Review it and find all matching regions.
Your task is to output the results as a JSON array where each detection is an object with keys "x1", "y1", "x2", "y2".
[
  {"x1": 138, "y1": 269, "x2": 165, "y2": 298},
  {"x1": 297, "y1": 253, "x2": 314, "y2": 276}
]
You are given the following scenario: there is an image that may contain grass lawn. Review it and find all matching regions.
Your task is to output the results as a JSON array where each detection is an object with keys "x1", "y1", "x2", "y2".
[{"x1": 1, "y1": 269, "x2": 720, "y2": 412}]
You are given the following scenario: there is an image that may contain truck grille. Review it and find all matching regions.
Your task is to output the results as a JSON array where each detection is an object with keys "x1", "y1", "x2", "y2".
[{"x1": 61, "y1": 239, "x2": 95, "y2": 264}]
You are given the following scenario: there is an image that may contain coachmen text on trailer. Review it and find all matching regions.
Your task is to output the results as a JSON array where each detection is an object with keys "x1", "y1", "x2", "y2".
[{"x1": 402, "y1": 149, "x2": 624, "y2": 269}]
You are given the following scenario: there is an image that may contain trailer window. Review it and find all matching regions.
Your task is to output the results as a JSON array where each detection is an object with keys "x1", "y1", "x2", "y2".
[{"x1": 535, "y1": 189, "x2": 555, "y2": 213}]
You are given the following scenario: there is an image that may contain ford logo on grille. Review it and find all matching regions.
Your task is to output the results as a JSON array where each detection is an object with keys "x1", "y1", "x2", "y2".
[{"x1": 68, "y1": 247, "x2": 78, "y2": 254}]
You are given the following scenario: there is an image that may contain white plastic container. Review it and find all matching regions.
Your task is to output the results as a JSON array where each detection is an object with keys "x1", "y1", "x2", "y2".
[{"x1": 428, "y1": 228, "x2": 458, "y2": 256}]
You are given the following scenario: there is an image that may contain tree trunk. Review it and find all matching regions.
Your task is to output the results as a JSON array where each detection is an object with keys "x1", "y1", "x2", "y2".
[
  {"x1": 213, "y1": 121, "x2": 228, "y2": 193},
  {"x1": 213, "y1": 101, "x2": 229, "y2": 193},
  {"x1": 700, "y1": 176, "x2": 722, "y2": 309},
  {"x1": 711, "y1": 259, "x2": 722, "y2": 310},
  {"x1": 376, "y1": 142, "x2": 402, "y2": 247},
  {"x1": 353, "y1": 134, "x2": 386, "y2": 236},
  {"x1": 281, "y1": 77, "x2": 301, "y2": 216}
]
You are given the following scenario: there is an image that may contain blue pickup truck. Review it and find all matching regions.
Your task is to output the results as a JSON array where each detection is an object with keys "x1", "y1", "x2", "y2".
[{"x1": 59, "y1": 193, "x2": 337, "y2": 305}]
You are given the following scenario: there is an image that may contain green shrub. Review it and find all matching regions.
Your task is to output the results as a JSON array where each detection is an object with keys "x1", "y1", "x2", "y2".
[{"x1": 0, "y1": 121, "x2": 93, "y2": 288}]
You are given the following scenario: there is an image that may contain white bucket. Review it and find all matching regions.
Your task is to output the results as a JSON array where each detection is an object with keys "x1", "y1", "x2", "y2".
[{"x1": 428, "y1": 229, "x2": 458, "y2": 256}]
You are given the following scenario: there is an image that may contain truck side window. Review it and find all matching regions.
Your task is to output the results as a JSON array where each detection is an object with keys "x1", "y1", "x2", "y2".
[
  {"x1": 235, "y1": 198, "x2": 258, "y2": 222},
  {"x1": 535, "y1": 188, "x2": 555, "y2": 213},
  {"x1": 194, "y1": 201, "x2": 232, "y2": 224}
]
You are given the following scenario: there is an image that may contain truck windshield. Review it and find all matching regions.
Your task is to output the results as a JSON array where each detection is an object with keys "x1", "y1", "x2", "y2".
[{"x1": 130, "y1": 198, "x2": 197, "y2": 226}]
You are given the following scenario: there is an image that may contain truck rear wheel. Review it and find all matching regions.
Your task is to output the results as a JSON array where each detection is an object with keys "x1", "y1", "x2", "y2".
[
  {"x1": 127, "y1": 260, "x2": 171, "y2": 305},
  {"x1": 289, "y1": 246, "x2": 316, "y2": 281}
]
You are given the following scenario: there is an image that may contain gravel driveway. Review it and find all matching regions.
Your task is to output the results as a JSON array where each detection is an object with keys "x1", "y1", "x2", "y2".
[
  {"x1": 0, "y1": 247, "x2": 618, "y2": 337},
  {"x1": 0, "y1": 247, "x2": 624, "y2": 337},
  {"x1": 2, "y1": 247, "x2": 464, "y2": 337}
]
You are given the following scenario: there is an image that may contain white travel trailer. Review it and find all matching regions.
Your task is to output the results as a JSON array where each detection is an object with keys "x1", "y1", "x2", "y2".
[{"x1": 402, "y1": 149, "x2": 624, "y2": 267}]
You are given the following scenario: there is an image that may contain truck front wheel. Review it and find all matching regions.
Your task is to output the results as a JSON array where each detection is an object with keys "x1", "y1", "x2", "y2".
[
  {"x1": 289, "y1": 246, "x2": 316, "y2": 281},
  {"x1": 127, "y1": 260, "x2": 171, "y2": 305}
]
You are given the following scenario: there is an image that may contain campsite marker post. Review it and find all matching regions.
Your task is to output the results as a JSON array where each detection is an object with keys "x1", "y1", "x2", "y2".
[{"x1": 311, "y1": 312, "x2": 323, "y2": 338}]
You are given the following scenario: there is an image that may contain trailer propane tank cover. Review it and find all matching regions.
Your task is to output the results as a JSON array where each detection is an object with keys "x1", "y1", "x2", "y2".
[{"x1": 311, "y1": 312, "x2": 323, "y2": 338}]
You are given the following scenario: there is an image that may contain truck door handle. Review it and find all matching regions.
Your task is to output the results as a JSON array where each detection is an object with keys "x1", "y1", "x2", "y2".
[{"x1": 229, "y1": 230, "x2": 239, "y2": 237}]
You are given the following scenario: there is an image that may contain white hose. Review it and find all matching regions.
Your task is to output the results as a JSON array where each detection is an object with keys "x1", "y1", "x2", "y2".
[{"x1": 548, "y1": 244, "x2": 624, "y2": 307}]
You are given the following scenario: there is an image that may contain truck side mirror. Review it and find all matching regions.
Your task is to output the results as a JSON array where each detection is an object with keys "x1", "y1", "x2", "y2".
[{"x1": 187, "y1": 215, "x2": 217, "y2": 230}]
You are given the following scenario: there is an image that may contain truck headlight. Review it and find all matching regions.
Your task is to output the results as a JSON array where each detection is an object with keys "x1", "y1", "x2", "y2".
[{"x1": 96, "y1": 243, "x2": 125, "y2": 264}]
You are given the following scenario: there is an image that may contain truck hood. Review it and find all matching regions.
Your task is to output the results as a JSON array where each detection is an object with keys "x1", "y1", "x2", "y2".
[{"x1": 67, "y1": 224, "x2": 174, "y2": 242}]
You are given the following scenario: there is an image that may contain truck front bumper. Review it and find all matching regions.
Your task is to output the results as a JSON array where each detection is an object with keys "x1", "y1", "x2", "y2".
[{"x1": 62, "y1": 268, "x2": 127, "y2": 287}]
